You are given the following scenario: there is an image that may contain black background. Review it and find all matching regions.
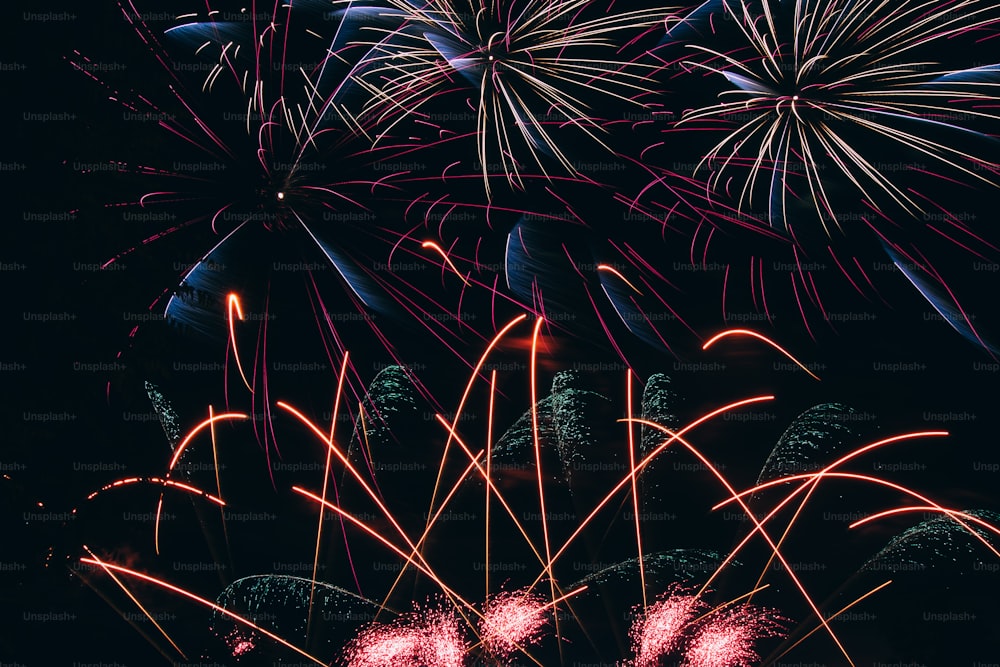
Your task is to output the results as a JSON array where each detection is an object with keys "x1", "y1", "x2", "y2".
[{"x1": 5, "y1": 1, "x2": 1000, "y2": 665}]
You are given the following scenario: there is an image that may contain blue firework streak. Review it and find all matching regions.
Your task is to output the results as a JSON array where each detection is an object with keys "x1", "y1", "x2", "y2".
[
  {"x1": 73, "y1": 2, "x2": 399, "y2": 319},
  {"x1": 67, "y1": 1, "x2": 553, "y2": 444}
]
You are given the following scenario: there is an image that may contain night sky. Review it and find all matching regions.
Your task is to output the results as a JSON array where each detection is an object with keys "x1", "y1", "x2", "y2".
[{"x1": 5, "y1": 1, "x2": 1000, "y2": 665}]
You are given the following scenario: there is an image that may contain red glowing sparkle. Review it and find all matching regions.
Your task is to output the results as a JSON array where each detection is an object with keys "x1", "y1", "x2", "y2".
[
  {"x1": 225, "y1": 628, "x2": 256, "y2": 657},
  {"x1": 479, "y1": 589, "x2": 549, "y2": 658},
  {"x1": 630, "y1": 587, "x2": 706, "y2": 667},
  {"x1": 681, "y1": 606, "x2": 788, "y2": 667},
  {"x1": 345, "y1": 606, "x2": 466, "y2": 667}
]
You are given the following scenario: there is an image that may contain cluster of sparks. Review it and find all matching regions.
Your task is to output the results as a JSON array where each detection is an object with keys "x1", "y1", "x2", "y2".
[
  {"x1": 71, "y1": 305, "x2": 1000, "y2": 665},
  {"x1": 343, "y1": 605, "x2": 467, "y2": 667},
  {"x1": 681, "y1": 605, "x2": 788, "y2": 667},
  {"x1": 628, "y1": 587, "x2": 788, "y2": 667},
  {"x1": 478, "y1": 590, "x2": 549, "y2": 659},
  {"x1": 630, "y1": 586, "x2": 704, "y2": 666}
]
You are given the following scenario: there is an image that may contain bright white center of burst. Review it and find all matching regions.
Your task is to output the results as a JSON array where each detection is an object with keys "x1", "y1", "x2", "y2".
[
  {"x1": 792, "y1": 95, "x2": 800, "y2": 101},
  {"x1": 276, "y1": 191, "x2": 285, "y2": 201},
  {"x1": 488, "y1": 55, "x2": 495, "y2": 61}
]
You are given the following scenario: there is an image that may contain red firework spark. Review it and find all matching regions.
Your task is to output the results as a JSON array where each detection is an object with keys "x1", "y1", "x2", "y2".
[
  {"x1": 681, "y1": 605, "x2": 788, "y2": 667},
  {"x1": 630, "y1": 585, "x2": 706, "y2": 667},
  {"x1": 344, "y1": 605, "x2": 466, "y2": 667},
  {"x1": 478, "y1": 589, "x2": 549, "y2": 659}
]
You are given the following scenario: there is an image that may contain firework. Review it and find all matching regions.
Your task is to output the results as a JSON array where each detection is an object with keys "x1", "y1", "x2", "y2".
[
  {"x1": 617, "y1": 0, "x2": 1000, "y2": 351},
  {"x1": 342, "y1": 604, "x2": 466, "y2": 667},
  {"x1": 629, "y1": 584, "x2": 706, "y2": 666},
  {"x1": 69, "y1": 324, "x2": 1000, "y2": 664},
  {"x1": 675, "y1": 0, "x2": 1000, "y2": 232},
  {"x1": 478, "y1": 589, "x2": 549, "y2": 659},
  {"x1": 68, "y1": 3, "x2": 563, "y2": 460},
  {"x1": 680, "y1": 604, "x2": 787, "y2": 667},
  {"x1": 335, "y1": 0, "x2": 678, "y2": 196}
]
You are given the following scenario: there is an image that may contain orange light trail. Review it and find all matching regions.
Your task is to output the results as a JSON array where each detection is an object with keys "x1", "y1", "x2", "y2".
[
  {"x1": 851, "y1": 506, "x2": 1000, "y2": 533},
  {"x1": 207, "y1": 405, "x2": 225, "y2": 504},
  {"x1": 429, "y1": 413, "x2": 585, "y2": 633},
  {"x1": 769, "y1": 580, "x2": 894, "y2": 663},
  {"x1": 702, "y1": 328, "x2": 821, "y2": 381},
  {"x1": 86, "y1": 477, "x2": 225, "y2": 506},
  {"x1": 529, "y1": 316, "x2": 560, "y2": 634},
  {"x1": 307, "y1": 352, "x2": 350, "y2": 639},
  {"x1": 690, "y1": 584, "x2": 771, "y2": 627},
  {"x1": 712, "y1": 431, "x2": 952, "y2": 509},
  {"x1": 626, "y1": 369, "x2": 647, "y2": 609},
  {"x1": 166, "y1": 411, "x2": 250, "y2": 472},
  {"x1": 207, "y1": 404, "x2": 232, "y2": 575},
  {"x1": 79, "y1": 555, "x2": 326, "y2": 665},
  {"x1": 423, "y1": 314, "x2": 528, "y2": 530},
  {"x1": 227, "y1": 293, "x2": 254, "y2": 392},
  {"x1": 706, "y1": 431, "x2": 950, "y2": 600},
  {"x1": 850, "y1": 505, "x2": 1000, "y2": 558},
  {"x1": 377, "y1": 450, "x2": 488, "y2": 617},
  {"x1": 81, "y1": 545, "x2": 187, "y2": 659},
  {"x1": 155, "y1": 409, "x2": 247, "y2": 554},
  {"x1": 291, "y1": 486, "x2": 482, "y2": 621},
  {"x1": 422, "y1": 240, "x2": 470, "y2": 285},
  {"x1": 278, "y1": 401, "x2": 476, "y2": 625},
  {"x1": 277, "y1": 401, "x2": 433, "y2": 563},
  {"x1": 486, "y1": 369, "x2": 496, "y2": 600},
  {"x1": 597, "y1": 264, "x2": 643, "y2": 294},
  {"x1": 714, "y1": 470, "x2": 1000, "y2": 568},
  {"x1": 626, "y1": 418, "x2": 856, "y2": 666},
  {"x1": 542, "y1": 395, "x2": 775, "y2": 577},
  {"x1": 432, "y1": 414, "x2": 550, "y2": 569}
]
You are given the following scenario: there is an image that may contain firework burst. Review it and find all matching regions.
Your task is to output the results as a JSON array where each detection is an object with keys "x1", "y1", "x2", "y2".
[
  {"x1": 617, "y1": 0, "x2": 1000, "y2": 352},
  {"x1": 629, "y1": 584, "x2": 706, "y2": 666},
  {"x1": 676, "y1": 0, "x2": 1000, "y2": 232},
  {"x1": 342, "y1": 603, "x2": 467, "y2": 667},
  {"x1": 478, "y1": 589, "x2": 549, "y2": 659},
  {"x1": 67, "y1": 2, "x2": 547, "y2": 453},
  {"x1": 336, "y1": 0, "x2": 678, "y2": 196}
]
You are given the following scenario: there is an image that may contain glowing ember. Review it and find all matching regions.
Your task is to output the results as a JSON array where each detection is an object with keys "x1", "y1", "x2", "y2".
[
  {"x1": 479, "y1": 589, "x2": 549, "y2": 658},
  {"x1": 681, "y1": 606, "x2": 788, "y2": 667},
  {"x1": 344, "y1": 606, "x2": 465, "y2": 667},
  {"x1": 224, "y1": 628, "x2": 256, "y2": 657},
  {"x1": 630, "y1": 586, "x2": 706, "y2": 667}
]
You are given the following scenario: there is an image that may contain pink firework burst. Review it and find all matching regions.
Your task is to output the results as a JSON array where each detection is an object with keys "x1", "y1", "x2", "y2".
[
  {"x1": 479, "y1": 589, "x2": 549, "y2": 659},
  {"x1": 630, "y1": 585, "x2": 707, "y2": 667},
  {"x1": 224, "y1": 627, "x2": 256, "y2": 657},
  {"x1": 681, "y1": 605, "x2": 788, "y2": 667},
  {"x1": 344, "y1": 606, "x2": 466, "y2": 667}
]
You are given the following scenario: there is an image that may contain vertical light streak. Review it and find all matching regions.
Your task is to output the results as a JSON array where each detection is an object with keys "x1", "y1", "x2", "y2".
[
  {"x1": 306, "y1": 351, "x2": 350, "y2": 639},
  {"x1": 528, "y1": 316, "x2": 561, "y2": 650},
  {"x1": 227, "y1": 293, "x2": 254, "y2": 392},
  {"x1": 156, "y1": 410, "x2": 249, "y2": 555},
  {"x1": 626, "y1": 368, "x2": 647, "y2": 610},
  {"x1": 486, "y1": 369, "x2": 497, "y2": 600}
]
